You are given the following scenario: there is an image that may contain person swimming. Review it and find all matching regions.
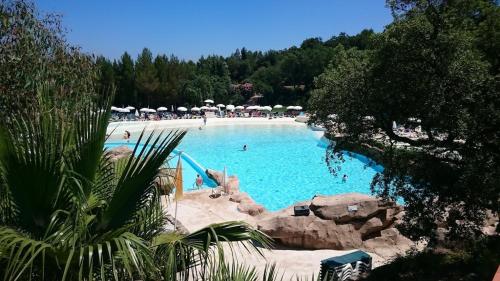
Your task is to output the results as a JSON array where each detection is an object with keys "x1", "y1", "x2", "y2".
[
  {"x1": 243, "y1": 144, "x2": 247, "y2": 151},
  {"x1": 342, "y1": 174, "x2": 348, "y2": 182},
  {"x1": 123, "y1": 130, "x2": 131, "y2": 142}
]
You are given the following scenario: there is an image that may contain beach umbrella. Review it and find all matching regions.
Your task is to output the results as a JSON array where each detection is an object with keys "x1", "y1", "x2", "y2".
[
  {"x1": 286, "y1": 106, "x2": 295, "y2": 110},
  {"x1": 177, "y1": 107, "x2": 187, "y2": 112},
  {"x1": 235, "y1": 106, "x2": 245, "y2": 110},
  {"x1": 157, "y1": 106, "x2": 168, "y2": 111},
  {"x1": 111, "y1": 106, "x2": 119, "y2": 111},
  {"x1": 200, "y1": 106, "x2": 209, "y2": 110},
  {"x1": 247, "y1": 105, "x2": 258, "y2": 110},
  {"x1": 147, "y1": 108, "x2": 157, "y2": 113},
  {"x1": 216, "y1": 104, "x2": 225, "y2": 108},
  {"x1": 262, "y1": 106, "x2": 272, "y2": 111},
  {"x1": 273, "y1": 105, "x2": 283, "y2": 109},
  {"x1": 204, "y1": 99, "x2": 214, "y2": 104},
  {"x1": 118, "y1": 108, "x2": 130, "y2": 113},
  {"x1": 191, "y1": 107, "x2": 201, "y2": 111},
  {"x1": 294, "y1": 106, "x2": 303, "y2": 111},
  {"x1": 126, "y1": 106, "x2": 135, "y2": 110},
  {"x1": 140, "y1": 108, "x2": 150, "y2": 112},
  {"x1": 226, "y1": 104, "x2": 235, "y2": 110}
]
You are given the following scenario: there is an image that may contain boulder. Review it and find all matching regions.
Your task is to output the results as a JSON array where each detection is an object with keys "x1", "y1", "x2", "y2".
[
  {"x1": 206, "y1": 170, "x2": 240, "y2": 194},
  {"x1": 363, "y1": 228, "x2": 414, "y2": 259},
  {"x1": 225, "y1": 176, "x2": 240, "y2": 194},
  {"x1": 206, "y1": 169, "x2": 224, "y2": 185},
  {"x1": 238, "y1": 203, "x2": 265, "y2": 216},
  {"x1": 108, "y1": 145, "x2": 133, "y2": 162},
  {"x1": 230, "y1": 192, "x2": 252, "y2": 203},
  {"x1": 310, "y1": 193, "x2": 397, "y2": 223},
  {"x1": 258, "y1": 214, "x2": 363, "y2": 249},
  {"x1": 256, "y1": 193, "x2": 407, "y2": 250},
  {"x1": 359, "y1": 217, "x2": 384, "y2": 239}
]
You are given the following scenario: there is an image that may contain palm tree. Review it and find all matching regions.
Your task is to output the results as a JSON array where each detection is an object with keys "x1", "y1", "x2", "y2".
[{"x1": 0, "y1": 84, "x2": 272, "y2": 281}]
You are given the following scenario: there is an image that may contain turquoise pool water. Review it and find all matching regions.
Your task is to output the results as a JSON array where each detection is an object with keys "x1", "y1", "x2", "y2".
[{"x1": 105, "y1": 124, "x2": 383, "y2": 211}]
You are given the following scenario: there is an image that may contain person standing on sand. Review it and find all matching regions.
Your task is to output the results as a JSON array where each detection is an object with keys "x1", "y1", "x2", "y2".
[{"x1": 203, "y1": 115, "x2": 207, "y2": 126}]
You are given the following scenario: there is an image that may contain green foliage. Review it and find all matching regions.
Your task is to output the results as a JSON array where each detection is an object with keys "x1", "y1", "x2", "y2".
[
  {"x1": 0, "y1": 0, "x2": 98, "y2": 111},
  {"x1": 94, "y1": 31, "x2": 376, "y2": 108},
  {"x1": 0, "y1": 83, "x2": 272, "y2": 280},
  {"x1": 364, "y1": 236, "x2": 500, "y2": 281},
  {"x1": 310, "y1": 0, "x2": 500, "y2": 243}
]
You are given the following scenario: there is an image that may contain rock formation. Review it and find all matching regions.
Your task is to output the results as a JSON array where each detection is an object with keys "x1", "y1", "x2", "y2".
[
  {"x1": 206, "y1": 169, "x2": 240, "y2": 194},
  {"x1": 107, "y1": 145, "x2": 133, "y2": 162},
  {"x1": 257, "y1": 193, "x2": 411, "y2": 252},
  {"x1": 230, "y1": 192, "x2": 264, "y2": 216}
]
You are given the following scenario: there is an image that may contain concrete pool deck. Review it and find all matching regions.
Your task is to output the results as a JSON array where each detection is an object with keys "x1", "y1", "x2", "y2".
[{"x1": 163, "y1": 190, "x2": 409, "y2": 280}]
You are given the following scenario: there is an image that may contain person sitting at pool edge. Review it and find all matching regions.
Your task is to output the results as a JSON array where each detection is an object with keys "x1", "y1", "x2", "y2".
[{"x1": 195, "y1": 174, "x2": 203, "y2": 189}]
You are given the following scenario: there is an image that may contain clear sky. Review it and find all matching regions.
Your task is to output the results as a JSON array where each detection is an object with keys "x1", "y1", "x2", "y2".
[{"x1": 36, "y1": 0, "x2": 393, "y2": 61}]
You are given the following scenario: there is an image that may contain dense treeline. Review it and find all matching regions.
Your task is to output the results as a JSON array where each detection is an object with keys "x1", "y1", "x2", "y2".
[{"x1": 97, "y1": 30, "x2": 376, "y2": 108}]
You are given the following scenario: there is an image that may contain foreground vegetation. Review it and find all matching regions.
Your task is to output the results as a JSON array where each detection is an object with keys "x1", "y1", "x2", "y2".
[
  {"x1": 1, "y1": 0, "x2": 498, "y2": 280},
  {"x1": 365, "y1": 236, "x2": 500, "y2": 281},
  {"x1": 0, "y1": 85, "x2": 274, "y2": 280}
]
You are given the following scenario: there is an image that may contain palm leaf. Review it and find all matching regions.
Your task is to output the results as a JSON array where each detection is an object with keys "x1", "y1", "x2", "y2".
[
  {"x1": 97, "y1": 129, "x2": 185, "y2": 232},
  {"x1": 0, "y1": 85, "x2": 73, "y2": 235},
  {"x1": 67, "y1": 95, "x2": 113, "y2": 198},
  {"x1": 153, "y1": 221, "x2": 273, "y2": 281}
]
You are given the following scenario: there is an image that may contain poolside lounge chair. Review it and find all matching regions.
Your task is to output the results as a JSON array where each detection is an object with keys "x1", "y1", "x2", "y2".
[{"x1": 320, "y1": 250, "x2": 372, "y2": 281}]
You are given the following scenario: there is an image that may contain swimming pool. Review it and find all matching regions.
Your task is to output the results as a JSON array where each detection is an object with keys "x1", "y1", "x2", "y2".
[{"x1": 105, "y1": 124, "x2": 383, "y2": 211}]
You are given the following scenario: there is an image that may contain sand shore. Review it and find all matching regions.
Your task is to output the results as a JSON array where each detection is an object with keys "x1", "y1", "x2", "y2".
[{"x1": 106, "y1": 117, "x2": 305, "y2": 140}]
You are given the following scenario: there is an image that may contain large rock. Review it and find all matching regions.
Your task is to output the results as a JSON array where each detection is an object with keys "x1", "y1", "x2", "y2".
[
  {"x1": 238, "y1": 203, "x2": 265, "y2": 216},
  {"x1": 310, "y1": 193, "x2": 396, "y2": 223},
  {"x1": 359, "y1": 217, "x2": 384, "y2": 239},
  {"x1": 230, "y1": 192, "x2": 251, "y2": 203},
  {"x1": 206, "y1": 169, "x2": 224, "y2": 184},
  {"x1": 108, "y1": 145, "x2": 133, "y2": 162},
  {"x1": 258, "y1": 213, "x2": 363, "y2": 249},
  {"x1": 225, "y1": 176, "x2": 240, "y2": 194},
  {"x1": 206, "y1": 169, "x2": 240, "y2": 194},
  {"x1": 363, "y1": 228, "x2": 414, "y2": 259},
  {"x1": 256, "y1": 193, "x2": 406, "y2": 250}
]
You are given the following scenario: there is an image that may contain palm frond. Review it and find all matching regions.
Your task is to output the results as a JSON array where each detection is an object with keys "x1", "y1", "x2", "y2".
[
  {"x1": 67, "y1": 95, "x2": 113, "y2": 198},
  {"x1": 153, "y1": 221, "x2": 273, "y2": 281},
  {"x1": 97, "y1": 129, "x2": 186, "y2": 232},
  {"x1": 0, "y1": 85, "x2": 73, "y2": 235},
  {"x1": 0, "y1": 226, "x2": 53, "y2": 281}
]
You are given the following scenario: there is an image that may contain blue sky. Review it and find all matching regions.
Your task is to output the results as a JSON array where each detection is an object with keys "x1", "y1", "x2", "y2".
[{"x1": 36, "y1": 0, "x2": 393, "y2": 61}]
